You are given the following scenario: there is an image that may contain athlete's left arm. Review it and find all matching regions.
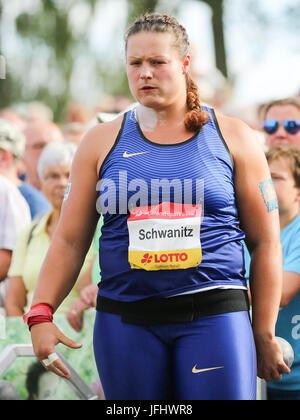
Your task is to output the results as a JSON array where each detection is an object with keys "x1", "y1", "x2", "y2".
[{"x1": 216, "y1": 112, "x2": 289, "y2": 382}]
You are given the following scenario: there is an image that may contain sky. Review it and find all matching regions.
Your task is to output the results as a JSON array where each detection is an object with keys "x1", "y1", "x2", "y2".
[
  {"x1": 224, "y1": 0, "x2": 300, "y2": 107},
  {"x1": 1, "y1": 0, "x2": 300, "y2": 112}
]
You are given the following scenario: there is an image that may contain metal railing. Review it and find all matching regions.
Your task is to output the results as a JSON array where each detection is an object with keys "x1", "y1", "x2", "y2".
[{"x1": 0, "y1": 344, "x2": 99, "y2": 400}]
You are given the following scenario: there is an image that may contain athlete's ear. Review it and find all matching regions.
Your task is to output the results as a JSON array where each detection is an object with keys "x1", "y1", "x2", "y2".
[{"x1": 182, "y1": 54, "x2": 191, "y2": 75}]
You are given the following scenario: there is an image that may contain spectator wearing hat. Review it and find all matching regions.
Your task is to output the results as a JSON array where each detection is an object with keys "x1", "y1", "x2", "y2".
[
  {"x1": 0, "y1": 108, "x2": 25, "y2": 131},
  {"x1": 0, "y1": 118, "x2": 51, "y2": 219}
]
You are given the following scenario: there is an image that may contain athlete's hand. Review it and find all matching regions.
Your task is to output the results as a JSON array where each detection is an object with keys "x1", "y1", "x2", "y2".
[
  {"x1": 30, "y1": 322, "x2": 82, "y2": 379},
  {"x1": 255, "y1": 334, "x2": 290, "y2": 381}
]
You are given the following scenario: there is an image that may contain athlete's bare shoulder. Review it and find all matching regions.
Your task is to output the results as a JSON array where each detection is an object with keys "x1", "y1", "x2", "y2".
[
  {"x1": 76, "y1": 113, "x2": 125, "y2": 176},
  {"x1": 213, "y1": 109, "x2": 264, "y2": 163}
]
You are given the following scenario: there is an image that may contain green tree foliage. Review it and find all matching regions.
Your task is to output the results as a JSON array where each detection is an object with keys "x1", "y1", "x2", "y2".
[
  {"x1": 1, "y1": 0, "x2": 298, "y2": 122},
  {"x1": 127, "y1": 0, "x2": 159, "y2": 23},
  {"x1": 200, "y1": 0, "x2": 227, "y2": 78},
  {"x1": 0, "y1": 0, "x2": 159, "y2": 122},
  {"x1": 14, "y1": 0, "x2": 98, "y2": 122}
]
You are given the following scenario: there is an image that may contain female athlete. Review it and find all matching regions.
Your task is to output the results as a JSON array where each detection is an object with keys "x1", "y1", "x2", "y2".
[{"x1": 25, "y1": 13, "x2": 289, "y2": 400}]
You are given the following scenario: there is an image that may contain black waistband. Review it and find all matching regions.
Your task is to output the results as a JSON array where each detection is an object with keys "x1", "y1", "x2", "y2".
[{"x1": 96, "y1": 288, "x2": 249, "y2": 325}]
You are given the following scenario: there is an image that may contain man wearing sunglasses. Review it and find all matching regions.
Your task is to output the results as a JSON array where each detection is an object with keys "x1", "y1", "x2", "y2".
[{"x1": 263, "y1": 97, "x2": 300, "y2": 149}]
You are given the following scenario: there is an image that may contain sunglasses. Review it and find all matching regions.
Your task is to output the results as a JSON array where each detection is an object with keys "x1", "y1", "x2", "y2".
[{"x1": 263, "y1": 119, "x2": 300, "y2": 135}]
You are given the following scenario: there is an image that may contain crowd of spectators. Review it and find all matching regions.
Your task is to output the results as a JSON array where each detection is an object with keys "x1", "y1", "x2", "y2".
[
  {"x1": 0, "y1": 96, "x2": 129, "y2": 400},
  {"x1": 0, "y1": 96, "x2": 132, "y2": 319}
]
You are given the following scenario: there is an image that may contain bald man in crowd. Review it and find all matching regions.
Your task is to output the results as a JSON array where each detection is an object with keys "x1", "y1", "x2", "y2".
[{"x1": 23, "y1": 120, "x2": 64, "y2": 190}]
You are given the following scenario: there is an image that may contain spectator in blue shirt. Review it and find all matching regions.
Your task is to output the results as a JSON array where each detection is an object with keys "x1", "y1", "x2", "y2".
[{"x1": 245, "y1": 144, "x2": 300, "y2": 400}]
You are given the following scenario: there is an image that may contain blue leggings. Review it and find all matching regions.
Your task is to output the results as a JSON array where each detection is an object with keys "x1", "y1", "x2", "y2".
[{"x1": 93, "y1": 310, "x2": 257, "y2": 400}]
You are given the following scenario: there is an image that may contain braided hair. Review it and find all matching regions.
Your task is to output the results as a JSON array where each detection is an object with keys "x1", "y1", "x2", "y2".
[{"x1": 125, "y1": 13, "x2": 209, "y2": 132}]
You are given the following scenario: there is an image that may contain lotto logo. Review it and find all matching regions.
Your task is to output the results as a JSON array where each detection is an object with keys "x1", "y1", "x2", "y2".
[
  {"x1": 141, "y1": 253, "x2": 153, "y2": 264},
  {"x1": 130, "y1": 248, "x2": 201, "y2": 270},
  {"x1": 141, "y1": 252, "x2": 188, "y2": 265}
]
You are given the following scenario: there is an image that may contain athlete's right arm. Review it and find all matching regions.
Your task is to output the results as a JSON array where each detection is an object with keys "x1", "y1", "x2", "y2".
[{"x1": 29, "y1": 116, "x2": 124, "y2": 378}]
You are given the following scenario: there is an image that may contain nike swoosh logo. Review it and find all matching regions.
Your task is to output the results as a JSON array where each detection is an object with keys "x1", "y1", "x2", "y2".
[
  {"x1": 192, "y1": 365, "x2": 224, "y2": 374},
  {"x1": 123, "y1": 151, "x2": 150, "y2": 158}
]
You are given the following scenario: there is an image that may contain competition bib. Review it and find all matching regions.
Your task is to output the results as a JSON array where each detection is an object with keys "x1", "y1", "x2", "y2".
[{"x1": 127, "y1": 202, "x2": 202, "y2": 271}]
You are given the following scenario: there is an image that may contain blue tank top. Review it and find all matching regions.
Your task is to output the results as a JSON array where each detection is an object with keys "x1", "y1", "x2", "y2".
[{"x1": 97, "y1": 107, "x2": 247, "y2": 302}]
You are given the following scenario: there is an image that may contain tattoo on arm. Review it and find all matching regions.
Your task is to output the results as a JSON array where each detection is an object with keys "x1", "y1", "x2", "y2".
[
  {"x1": 259, "y1": 179, "x2": 278, "y2": 212},
  {"x1": 64, "y1": 183, "x2": 71, "y2": 201}
]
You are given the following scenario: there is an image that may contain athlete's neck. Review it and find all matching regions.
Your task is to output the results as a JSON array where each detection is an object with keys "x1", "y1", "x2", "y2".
[{"x1": 136, "y1": 103, "x2": 187, "y2": 133}]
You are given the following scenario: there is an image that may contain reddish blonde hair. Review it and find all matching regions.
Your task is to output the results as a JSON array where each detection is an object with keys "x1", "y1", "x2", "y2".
[{"x1": 125, "y1": 13, "x2": 209, "y2": 132}]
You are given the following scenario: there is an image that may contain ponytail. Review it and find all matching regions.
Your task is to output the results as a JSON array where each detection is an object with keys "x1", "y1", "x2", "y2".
[{"x1": 184, "y1": 74, "x2": 210, "y2": 132}]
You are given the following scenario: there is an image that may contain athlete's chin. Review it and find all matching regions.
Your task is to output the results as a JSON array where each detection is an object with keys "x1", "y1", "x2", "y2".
[{"x1": 137, "y1": 96, "x2": 165, "y2": 110}]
